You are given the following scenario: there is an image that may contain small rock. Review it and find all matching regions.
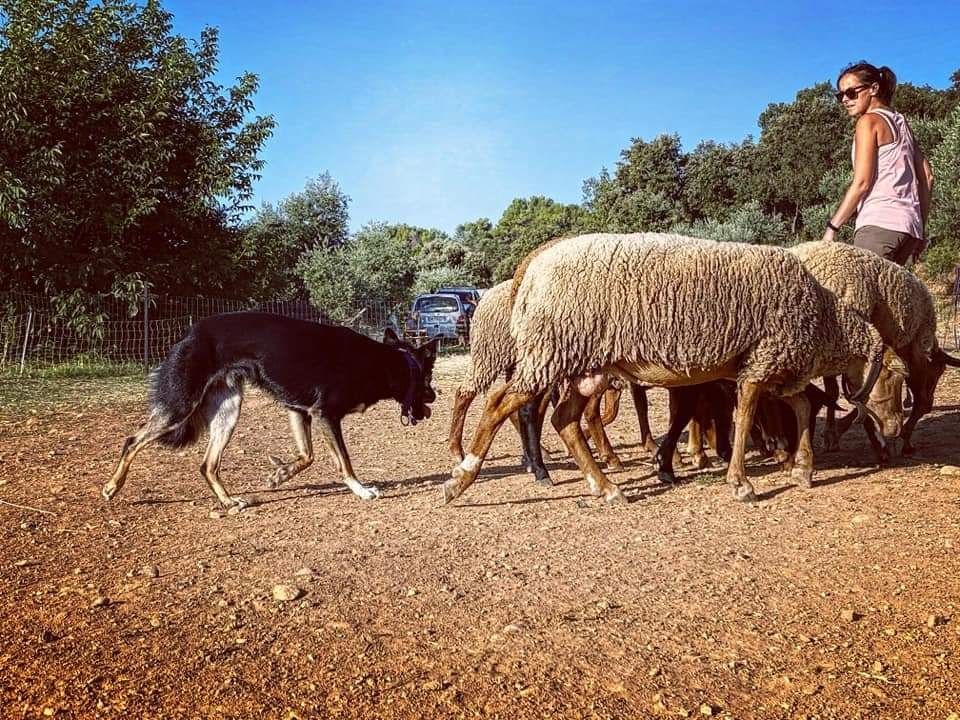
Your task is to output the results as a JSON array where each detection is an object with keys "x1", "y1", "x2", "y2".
[
  {"x1": 405, "y1": 588, "x2": 417, "y2": 597},
  {"x1": 39, "y1": 629, "x2": 58, "y2": 644},
  {"x1": 91, "y1": 596, "x2": 110, "y2": 608},
  {"x1": 939, "y1": 465, "x2": 960, "y2": 476},
  {"x1": 140, "y1": 565, "x2": 159, "y2": 578},
  {"x1": 700, "y1": 703, "x2": 715, "y2": 716},
  {"x1": 226, "y1": 505, "x2": 243, "y2": 516},
  {"x1": 502, "y1": 624, "x2": 522, "y2": 635},
  {"x1": 272, "y1": 585, "x2": 302, "y2": 602},
  {"x1": 648, "y1": 666, "x2": 661, "y2": 678},
  {"x1": 294, "y1": 567, "x2": 315, "y2": 579},
  {"x1": 871, "y1": 660, "x2": 884, "y2": 674},
  {"x1": 927, "y1": 614, "x2": 945, "y2": 628},
  {"x1": 841, "y1": 609, "x2": 861, "y2": 622},
  {"x1": 209, "y1": 510, "x2": 224, "y2": 520},
  {"x1": 421, "y1": 680, "x2": 442, "y2": 691}
]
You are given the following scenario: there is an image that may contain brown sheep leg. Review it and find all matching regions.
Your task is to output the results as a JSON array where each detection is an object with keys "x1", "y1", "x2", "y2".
[
  {"x1": 447, "y1": 387, "x2": 477, "y2": 463},
  {"x1": 629, "y1": 384, "x2": 660, "y2": 455},
  {"x1": 583, "y1": 393, "x2": 624, "y2": 470},
  {"x1": 784, "y1": 393, "x2": 814, "y2": 487},
  {"x1": 727, "y1": 381, "x2": 761, "y2": 502},
  {"x1": 687, "y1": 418, "x2": 711, "y2": 470},
  {"x1": 552, "y1": 392, "x2": 627, "y2": 505},
  {"x1": 442, "y1": 385, "x2": 536, "y2": 504},
  {"x1": 599, "y1": 386, "x2": 621, "y2": 426}
]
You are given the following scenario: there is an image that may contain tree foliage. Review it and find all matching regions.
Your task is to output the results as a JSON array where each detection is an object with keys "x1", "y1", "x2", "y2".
[{"x1": 0, "y1": 0, "x2": 275, "y2": 299}]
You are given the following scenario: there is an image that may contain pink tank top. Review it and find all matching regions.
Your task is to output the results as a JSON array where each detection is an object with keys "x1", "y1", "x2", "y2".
[{"x1": 852, "y1": 108, "x2": 923, "y2": 239}]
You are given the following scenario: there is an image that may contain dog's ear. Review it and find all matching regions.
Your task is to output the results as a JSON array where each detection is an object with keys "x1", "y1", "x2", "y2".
[
  {"x1": 421, "y1": 337, "x2": 439, "y2": 360},
  {"x1": 383, "y1": 327, "x2": 400, "y2": 346}
]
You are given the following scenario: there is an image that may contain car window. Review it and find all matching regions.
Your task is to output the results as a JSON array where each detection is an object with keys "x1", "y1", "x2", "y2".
[{"x1": 417, "y1": 297, "x2": 459, "y2": 313}]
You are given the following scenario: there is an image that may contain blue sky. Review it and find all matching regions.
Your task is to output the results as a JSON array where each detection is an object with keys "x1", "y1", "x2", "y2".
[{"x1": 165, "y1": 0, "x2": 960, "y2": 234}]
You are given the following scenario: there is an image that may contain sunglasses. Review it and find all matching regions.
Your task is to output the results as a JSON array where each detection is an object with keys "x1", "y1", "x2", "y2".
[{"x1": 835, "y1": 84, "x2": 872, "y2": 102}]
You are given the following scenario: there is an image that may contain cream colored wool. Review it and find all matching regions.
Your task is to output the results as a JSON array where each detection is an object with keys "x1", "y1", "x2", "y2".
[
  {"x1": 789, "y1": 240, "x2": 938, "y2": 355},
  {"x1": 457, "y1": 280, "x2": 514, "y2": 395},
  {"x1": 509, "y1": 233, "x2": 882, "y2": 396}
]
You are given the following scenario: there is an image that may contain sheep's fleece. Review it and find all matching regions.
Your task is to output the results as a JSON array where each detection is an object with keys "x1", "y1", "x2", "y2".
[
  {"x1": 457, "y1": 280, "x2": 514, "y2": 395},
  {"x1": 789, "y1": 240, "x2": 937, "y2": 354},
  {"x1": 508, "y1": 233, "x2": 881, "y2": 396}
]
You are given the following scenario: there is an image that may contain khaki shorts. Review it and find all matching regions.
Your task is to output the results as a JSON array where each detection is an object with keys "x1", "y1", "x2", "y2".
[{"x1": 853, "y1": 225, "x2": 919, "y2": 266}]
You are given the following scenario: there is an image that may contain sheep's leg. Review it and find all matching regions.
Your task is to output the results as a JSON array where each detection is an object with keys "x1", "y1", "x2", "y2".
[
  {"x1": 629, "y1": 384, "x2": 660, "y2": 455},
  {"x1": 552, "y1": 392, "x2": 626, "y2": 505},
  {"x1": 899, "y1": 373, "x2": 930, "y2": 456},
  {"x1": 599, "y1": 386, "x2": 621, "y2": 426},
  {"x1": 655, "y1": 386, "x2": 700, "y2": 484},
  {"x1": 687, "y1": 418, "x2": 711, "y2": 470},
  {"x1": 443, "y1": 386, "x2": 536, "y2": 504},
  {"x1": 519, "y1": 391, "x2": 552, "y2": 486},
  {"x1": 759, "y1": 397, "x2": 791, "y2": 468},
  {"x1": 448, "y1": 387, "x2": 477, "y2": 463},
  {"x1": 822, "y1": 375, "x2": 841, "y2": 450},
  {"x1": 583, "y1": 393, "x2": 623, "y2": 470},
  {"x1": 784, "y1": 394, "x2": 814, "y2": 487},
  {"x1": 727, "y1": 381, "x2": 761, "y2": 502}
]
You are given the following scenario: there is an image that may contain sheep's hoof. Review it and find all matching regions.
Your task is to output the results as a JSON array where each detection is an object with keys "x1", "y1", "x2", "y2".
[
  {"x1": 604, "y1": 486, "x2": 628, "y2": 505},
  {"x1": 657, "y1": 470, "x2": 677, "y2": 485},
  {"x1": 901, "y1": 443, "x2": 915, "y2": 457},
  {"x1": 441, "y1": 480, "x2": 462, "y2": 505},
  {"x1": 603, "y1": 455, "x2": 624, "y2": 471},
  {"x1": 732, "y1": 483, "x2": 758, "y2": 503},
  {"x1": 693, "y1": 453, "x2": 712, "y2": 470},
  {"x1": 790, "y1": 466, "x2": 814, "y2": 488},
  {"x1": 533, "y1": 472, "x2": 553, "y2": 487}
]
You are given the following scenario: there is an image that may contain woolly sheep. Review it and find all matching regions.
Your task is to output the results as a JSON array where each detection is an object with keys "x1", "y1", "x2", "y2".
[
  {"x1": 447, "y1": 279, "x2": 623, "y2": 484},
  {"x1": 790, "y1": 240, "x2": 960, "y2": 454},
  {"x1": 443, "y1": 233, "x2": 885, "y2": 506}
]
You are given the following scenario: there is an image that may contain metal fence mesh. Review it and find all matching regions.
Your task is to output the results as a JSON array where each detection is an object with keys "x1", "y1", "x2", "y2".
[
  {"x1": 0, "y1": 292, "x2": 458, "y2": 375},
  {"x1": 1, "y1": 275, "x2": 957, "y2": 376}
]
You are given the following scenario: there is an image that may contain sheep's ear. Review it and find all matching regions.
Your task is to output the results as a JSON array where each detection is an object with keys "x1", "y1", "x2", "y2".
[{"x1": 383, "y1": 327, "x2": 400, "y2": 346}]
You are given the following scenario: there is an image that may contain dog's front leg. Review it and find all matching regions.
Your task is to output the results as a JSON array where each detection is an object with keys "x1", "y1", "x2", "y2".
[
  {"x1": 316, "y1": 415, "x2": 381, "y2": 500},
  {"x1": 268, "y1": 410, "x2": 314, "y2": 488}
]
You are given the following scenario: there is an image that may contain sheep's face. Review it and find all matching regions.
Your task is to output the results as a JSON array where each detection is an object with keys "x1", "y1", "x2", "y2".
[{"x1": 867, "y1": 368, "x2": 905, "y2": 440}]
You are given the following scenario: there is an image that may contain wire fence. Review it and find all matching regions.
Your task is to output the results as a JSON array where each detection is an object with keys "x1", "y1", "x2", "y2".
[
  {"x1": 1, "y1": 273, "x2": 958, "y2": 377},
  {"x1": 0, "y1": 291, "x2": 470, "y2": 376}
]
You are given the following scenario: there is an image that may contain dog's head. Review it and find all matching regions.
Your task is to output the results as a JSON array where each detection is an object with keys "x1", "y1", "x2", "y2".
[{"x1": 384, "y1": 328, "x2": 439, "y2": 424}]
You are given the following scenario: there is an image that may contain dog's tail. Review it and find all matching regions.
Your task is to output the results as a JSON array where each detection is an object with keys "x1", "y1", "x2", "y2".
[{"x1": 148, "y1": 330, "x2": 217, "y2": 448}]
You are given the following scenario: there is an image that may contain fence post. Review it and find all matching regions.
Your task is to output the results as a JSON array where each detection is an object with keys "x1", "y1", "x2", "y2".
[
  {"x1": 18, "y1": 310, "x2": 33, "y2": 376},
  {"x1": 143, "y1": 287, "x2": 150, "y2": 372}
]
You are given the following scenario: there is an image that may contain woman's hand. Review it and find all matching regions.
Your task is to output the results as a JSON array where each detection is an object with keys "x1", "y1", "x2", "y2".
[{"x1": 821, "y1": 226, "x2": 837, "y2": 243}]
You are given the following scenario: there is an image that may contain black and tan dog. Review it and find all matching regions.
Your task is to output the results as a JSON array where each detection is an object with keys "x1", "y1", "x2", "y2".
[{"x1": 103, "y1": 312, "x2": 438, "y2": 511}]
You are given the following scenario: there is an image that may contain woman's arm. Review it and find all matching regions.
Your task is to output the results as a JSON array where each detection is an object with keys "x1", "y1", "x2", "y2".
[{"x1": 821, "y1": 115, "x2": 879, "y2": 242}]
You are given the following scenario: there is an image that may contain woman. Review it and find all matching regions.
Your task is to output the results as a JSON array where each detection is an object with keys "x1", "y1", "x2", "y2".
[{"x1": 822, "y1": 62, "x2": 934, "y2": 266}]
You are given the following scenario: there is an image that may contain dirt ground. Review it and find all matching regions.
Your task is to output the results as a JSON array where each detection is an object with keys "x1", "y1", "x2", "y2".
[{"x1": 2, "y1": 356, "x2": 959, "y2": 720}]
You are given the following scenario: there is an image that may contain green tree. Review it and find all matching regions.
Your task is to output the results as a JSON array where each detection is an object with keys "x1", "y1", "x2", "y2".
[
  {"x1": 299, "y1": 222, "x2": 416, "y2": 321},
  {"x1": 239, "y1": 173, "x2": 349, "y2": 300},
  {"x1": 582, "y1": 134, "x2": 687, "y2": 232},
  {"x1": 0, "y1": 0, "x2": 275, "y2": 300},
  {"x1": 454, "y1": 218, "x2": 502, "y2": 288},
  {"x1": 923, "y1": 104, "x2": 960, "y2": 278},
  {"x1": 754, "y1": 83, "x2": 848, "y2": 235},
  {"x1": 492, "y1": 196, "x2": 586, "y2": 281}
]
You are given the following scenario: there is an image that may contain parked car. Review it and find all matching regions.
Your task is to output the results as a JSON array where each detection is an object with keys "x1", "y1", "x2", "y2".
[
  {"x1": 404, "y1": 293, "x2": 470, "y2": 342},
  {"x1": 435, "y1": 286, "x2": 480, "y2": 316}
]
